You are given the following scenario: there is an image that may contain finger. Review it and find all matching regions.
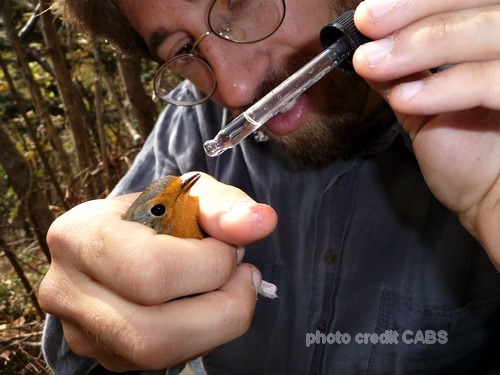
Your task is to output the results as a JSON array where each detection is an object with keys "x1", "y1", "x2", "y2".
[
  {"x1": 48, "y1": 203, "x2": 242, "y2": 304},
  {"x1": 354, "y1": 6, "x2": 500, "y2": 82},
  {"x1": 56, "y1": 264, "x2": 259, "y2": 370},
  {"x1": 40, "y1": 266, "x2": 139, "y2": 370},
  {"x1": 41, "y1": 263, "x2": 151, "y2": 371},
  {"x1": 62, "y1": 320, "x2": 142, "y2": 372},
  {"x1": 101, "y1": 227, "x2": 240, "y2": 304},
  {"x1": 61, "y1": 320, "x2": 98, "y2": 358},
  {"x1": 187, "y1": 172, "x2": 278, "y2": 245},
  {"x1": 354, "y1": 0, "x2": 500, "y2": 38},
  {"x1": 408, "y1": 108, "x2": 500, "y2": 207},
  {"x1": 366, "y1": 61, "x2": 500, "y2": 115}
]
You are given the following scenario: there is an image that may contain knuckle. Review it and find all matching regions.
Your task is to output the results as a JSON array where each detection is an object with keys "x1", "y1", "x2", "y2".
[
  {"x1": 66, "y1": 335, "x2": 93, "y2": 357},
  {"x1": 64, "y1": 326, "x2": 96, "y2": 358},
  {"x1": 468, "y1": 10, "x2": 500, "y2": 58},
  {"x1": 417, "y1": 14, "x2": 455, "y2": 43},
  {"x1": 37, "y1": 274, "x2": 57, "y2": 313},
  {"x1": 47, "y1": 204, "x2": 98, "y2": 262},
  {"x1": 38, "y1": 266, "x2": 72, "y2": 315},
  {"x1": 46, "y1": 217, "x2": 69, "y2": 261}
]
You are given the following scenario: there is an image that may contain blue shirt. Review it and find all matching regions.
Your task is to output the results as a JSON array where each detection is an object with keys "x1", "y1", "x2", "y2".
[{"x1": 43, "y1": 84, "x2": 500, "y2": 374}]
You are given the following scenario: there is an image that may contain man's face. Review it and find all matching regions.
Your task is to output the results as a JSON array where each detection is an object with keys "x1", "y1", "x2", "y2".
[{"x1": 118, "y1": 0, "x2": 379, "y2": 166}]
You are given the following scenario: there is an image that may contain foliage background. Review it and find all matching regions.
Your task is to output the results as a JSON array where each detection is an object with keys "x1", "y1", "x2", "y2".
[{"x1": 1, "y1": 1, "x2": 161, "y2": 372}]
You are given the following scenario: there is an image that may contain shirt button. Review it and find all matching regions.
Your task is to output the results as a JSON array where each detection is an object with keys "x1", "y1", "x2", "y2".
[
  {"x1": 323, "y1": 252, "x2": 336, "y2": 264},
  {"x1": 316, "y1": 320, "x2": 327, "y2": 331}
]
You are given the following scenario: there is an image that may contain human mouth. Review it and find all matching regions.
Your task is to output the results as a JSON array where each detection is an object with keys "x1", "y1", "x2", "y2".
[
  {"x1": 264, "y1": 93, "x2": 312, "y2": 136},
  {"x1": 278, "y1": 98, "x2": 297, "y2": 113}
]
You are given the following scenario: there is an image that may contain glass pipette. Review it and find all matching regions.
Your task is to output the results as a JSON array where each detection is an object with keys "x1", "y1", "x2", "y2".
[{"x1": 203, "y1": 10, "x2": 370, "y2": 157}]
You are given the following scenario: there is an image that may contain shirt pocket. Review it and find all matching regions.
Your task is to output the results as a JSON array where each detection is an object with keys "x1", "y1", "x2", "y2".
[{"x1": 367, "y1": 289, "x2": 500, "y2": 375}]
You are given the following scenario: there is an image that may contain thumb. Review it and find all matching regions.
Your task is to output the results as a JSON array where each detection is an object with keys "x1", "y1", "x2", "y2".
[{"x1": 187, "y1": 172, "x2": 278, "y2": 245}]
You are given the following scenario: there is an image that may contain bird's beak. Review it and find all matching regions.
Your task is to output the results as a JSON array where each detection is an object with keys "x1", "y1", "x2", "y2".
[{"x1": 180, "y1": 173, "x2": 201, "y2": 193}]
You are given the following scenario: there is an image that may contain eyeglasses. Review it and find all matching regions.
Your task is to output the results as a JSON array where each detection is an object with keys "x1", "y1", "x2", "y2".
[{"x1": 153, "y1": 0, "x2": 286, "y2": 106}]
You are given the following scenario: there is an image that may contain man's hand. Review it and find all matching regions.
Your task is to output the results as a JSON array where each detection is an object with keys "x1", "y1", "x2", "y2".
[
  {"x1": 39, "y1": 173, "x2": 278, "y2": 371},
  {"x1": 353, "y1": 0, "x2": 500, "y2": 267}
]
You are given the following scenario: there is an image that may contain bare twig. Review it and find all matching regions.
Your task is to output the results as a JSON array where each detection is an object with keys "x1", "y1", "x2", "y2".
[{"x1": 0, "y1": 238, "x2": 45, "y2": 319}]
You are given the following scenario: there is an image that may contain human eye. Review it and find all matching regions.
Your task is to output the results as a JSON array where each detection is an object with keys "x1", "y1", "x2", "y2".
[
  {"x1": 216, "y1": 0, "x2": 250, "y2": 13},
  {"x1": 174, "y1": 43, "x2": 194, "y2": 56},
  {"x1": 156, "y1": 35, "x2": 194, "y2": 62},
  {"x1": 162, "y1": 38, "x2": 194, "y2": 61}
]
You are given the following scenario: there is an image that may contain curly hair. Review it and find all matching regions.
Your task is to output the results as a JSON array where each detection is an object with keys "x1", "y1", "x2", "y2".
[
  {"x1": 51, "y1": 0, "x2": 151, "y2": 58},
  {"x1": 51, "y1": 0, "x2": 362, "y2": 59}
]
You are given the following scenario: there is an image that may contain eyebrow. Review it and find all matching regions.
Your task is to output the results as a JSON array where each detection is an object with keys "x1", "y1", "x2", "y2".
[
  {"x1": 149, "y1": 28, "x2": 172, "y2": 61},
  {"x1": 147, "y1": 0, "x2": 202, "y2": 59}
]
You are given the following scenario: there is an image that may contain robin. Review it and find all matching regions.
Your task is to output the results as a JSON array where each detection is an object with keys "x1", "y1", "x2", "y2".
[
  {"x1": 123, "y1": 173, "x2": 204, "y2": 239},
  {"x1": 123, "y1": 173, "x2": 277, "y2": 299}
]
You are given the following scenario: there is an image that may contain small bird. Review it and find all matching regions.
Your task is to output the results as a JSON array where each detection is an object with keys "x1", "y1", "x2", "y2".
[
  {"x1": 123, "y1": 174, "x2": 204, "y2": 239},
  {"x1": 123, "y1": 173, "x2": 278, "y2": 299}
]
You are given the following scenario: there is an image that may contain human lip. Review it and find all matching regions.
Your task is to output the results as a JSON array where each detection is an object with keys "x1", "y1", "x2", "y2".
[{"x1": 264, "y1": 93, "x2": 312, "y2": 136}]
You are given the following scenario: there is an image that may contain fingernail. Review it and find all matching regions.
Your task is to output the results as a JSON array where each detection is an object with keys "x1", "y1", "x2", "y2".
[
  {"x1": 227, "y1": 200, "x2": 266, "y2": 232},
  {"x1": 361, "y1": 37, "x2": 393, "y2": 66},
  {"x1": 399, "y1": 80, "x2": 425, "y2": 100},
  {"x1": 236, "y1": 246, "x2": 245, "y2": 264},
  {"x1": 252, "y1": 270, "x2": 262, "y2": 294}
]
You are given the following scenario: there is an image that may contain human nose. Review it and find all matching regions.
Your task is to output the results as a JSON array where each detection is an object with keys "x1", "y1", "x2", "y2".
[{"x1": 201, "y1": 35, "x2": 271, "y2": 109}]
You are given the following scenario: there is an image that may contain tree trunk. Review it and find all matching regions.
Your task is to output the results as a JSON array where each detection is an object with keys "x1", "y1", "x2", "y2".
[
  {"x1": 91, "y1": 38, "x2": 111, "y2": 193},
  {"x1": 40, "y1": 0, "x2": 99, "y2": 199},
  {"x1": 103, "y1": 70, "x2": 142, "y2": 144},
  {"x1": 117, "y1": 55, "x2": 158, "y2": 139},
  {"x1": 2, "y1": 1, "x2": 73, "y2": 182},
  {"x1": 0, "y1": 54, "x2": 69, "y2": 211},
  {"x1": 0, "y1": 125, "x2": 54, "y2": 262}
]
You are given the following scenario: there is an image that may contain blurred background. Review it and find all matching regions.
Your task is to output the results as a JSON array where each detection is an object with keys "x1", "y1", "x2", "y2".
[{"x1": 1, "y1": 1, "x2": 162, "y2": 372}]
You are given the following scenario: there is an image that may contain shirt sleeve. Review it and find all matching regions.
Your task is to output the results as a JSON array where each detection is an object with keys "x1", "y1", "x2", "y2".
[
  {"x1": 42, "y1": 314, "x2": 100, "y2": 374},
  {"x1": 110, "y1": 93, "x2": 226, "y2": 196}
]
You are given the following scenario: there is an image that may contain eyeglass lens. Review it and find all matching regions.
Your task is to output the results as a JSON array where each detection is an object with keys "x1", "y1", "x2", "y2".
[
  {"x1": 154, "y1": 55, "x2": 217, "y2": 106},
  {"x1": 154, "y1": 0, "x2": 285, "y2": 106},
  {"x1": 208, "y1": 0, "x2": 285, "y2": 43}
]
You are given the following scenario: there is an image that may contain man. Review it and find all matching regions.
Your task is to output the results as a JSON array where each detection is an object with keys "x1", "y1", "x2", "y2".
[{"x1": 40, "y1": 0, "x2": 500, "y2": 374}]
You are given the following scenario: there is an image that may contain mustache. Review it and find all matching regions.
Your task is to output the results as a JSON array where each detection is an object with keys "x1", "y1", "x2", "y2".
[{"x1": 230, "y1": 53, "x2": 316, "y2": 119}]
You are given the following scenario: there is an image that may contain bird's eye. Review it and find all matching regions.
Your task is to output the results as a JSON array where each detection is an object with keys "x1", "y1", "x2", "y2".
[{"x1": 151, "y1": 204, "x2": 166, "y2": 216}]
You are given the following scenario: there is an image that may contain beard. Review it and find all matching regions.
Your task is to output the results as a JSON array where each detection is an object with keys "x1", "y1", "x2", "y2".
[{"x1": 237, "y1": 53, "x2": 372, "y2": 167}]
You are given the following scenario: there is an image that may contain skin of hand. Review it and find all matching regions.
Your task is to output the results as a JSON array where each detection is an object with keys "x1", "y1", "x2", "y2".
[
  {"x1": 38, "y1": 173, "x2": 278, "y2": 371},
  {"x1": 122, "y1": 173, "x2": 278, "y2": 299},
  {"x1": 352, "y1": 0, "x2": 500, "y2": 267}
]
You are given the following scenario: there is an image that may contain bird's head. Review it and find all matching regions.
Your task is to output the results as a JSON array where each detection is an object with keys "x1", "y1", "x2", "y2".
[{"x1": 123, "y1": 174, "x2": 201, "y2": 236}]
